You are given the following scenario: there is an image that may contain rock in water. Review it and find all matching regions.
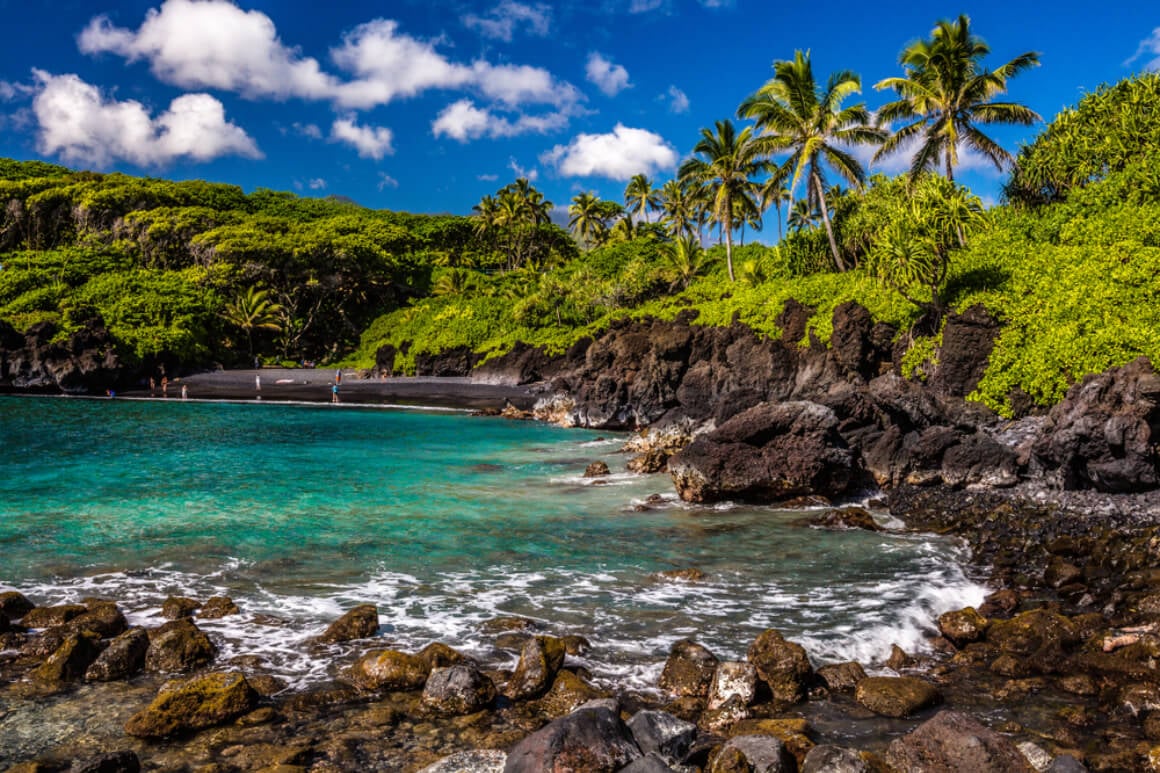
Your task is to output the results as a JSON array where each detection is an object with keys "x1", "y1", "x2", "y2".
[
  {"x1": 885, "y1": 710, "x2": 1034, "y2": 772},
  {"x1": 0, "y1": 591, "x2": 35, "y2": 620},
  {"x1": 198, "y1": 596, "x2": 240, "y2": 619},
  {"x1": 658, "y1": 639, "x2": 719, "y2": 698},
  {"x1": 707, "y1": 661, "x2": 758, "y2": 710},
  {"x1": 159, "y1": 596, "x2": 200, "y2": 620},
  {"x1": 938, "y1": 607, "x2": 989, "y2": 648},
  {"x1": 800, "y1": 745, "x2": 871, "y2": 773},
  {"x1": 317, "y1": 604, "x2": 379, "y2": 643},
  {"x1": 419, "y1": 750, "x2": 507, "y2": 773},
  {"x1": 816, "y1": 662, "x2": 867, "y2": 693},
  {"x1": 86, "y1": 628, "x2": 149, "y2": 682},
  {"x1": 124, "y1": 672, "x2": 258, "y2": 738},
  {"x1": 669, "y1": 402, "x2": 854, "y2": 503},
  {"x1": 708, "y1": 734, "x2": 794, "y2": 773},
  {"x1": 67, "y1": 750, "x2": 141, "y2": 773},
  {"x1": 145, "y1": 619, "x2": 216, "y2": 673},
  {"x1": 747, "y1": 629, "x2": 814, "y2": 705},
  {"x1": 626, "y1": 710, "x2": 697, "y2": 763},
  {"x1": 421, "y1": 664, "x2": 496, "y2": 715},
  {"x1": 32, "y1": 632, "x2": 102, "y2": 684},
  {"x1": 855, "y1": 676, "x2": 942, "y2": 718},
  {"x1": 66, "y1": 600, "x2": 128, "y2": 638},
  {"x1": 349, "y1": 649, "x2": 430, "y2": 691},
  {"x1": 504, "y1": 636, "x2": 566, "y2": 701},
  {"x1": 584, "y1": 461, "x2": 611, "y2": 478},
  {"x1": 504, "y1": 706, "x2": 641, "y2": 772}
]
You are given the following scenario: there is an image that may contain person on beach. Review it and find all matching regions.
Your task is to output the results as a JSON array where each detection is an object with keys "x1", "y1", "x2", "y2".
[
  {"x1": 161, "y1": 376, "x2": 168, "y2": 397},
  {"x1": 181, "y1": 384, "x2": 188, "y2": 400},
  {"x1": 149, "y1": 376, "x2": 156, "y2": 396},
  {"x1": 334, "y1": 368, "x2": 342, "y2": 385},
  {"x1": 331, "y1": 382, "x2": 340, "y2": 403},
  {"x1": 255, "y1": 374, "x2": 261, "y2": 392}
]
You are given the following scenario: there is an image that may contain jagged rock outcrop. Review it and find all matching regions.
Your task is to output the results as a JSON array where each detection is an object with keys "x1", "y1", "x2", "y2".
[{"x1": 0, "y1": 317, "x2": 126, "y2": 394}]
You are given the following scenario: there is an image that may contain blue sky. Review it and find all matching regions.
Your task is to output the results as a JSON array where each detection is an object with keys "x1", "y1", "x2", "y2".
[{"x1": 1, "y1": 0, "x2": 1157, "y2": 226}]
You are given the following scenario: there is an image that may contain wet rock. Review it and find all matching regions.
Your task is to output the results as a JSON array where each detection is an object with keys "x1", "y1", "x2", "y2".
[
  {"x1": 670, "y1": 402, "x2": 855, "y2": 503},
  {"x1": 32, "y1": 631, "x2": 102, "y2": 684},
  {"x1": 1016, "y1": 741, "x2": 1053, "y2": 772},
  {"x1": 317, "y1": 604, "x2": 379, "y2": 643},
  {"x1": 938, "y1": 607, "x2": 989, "y2": 648},
  {"x1": 620, "y1": 754, "x2": 678, "y2": 773},
  {"x1": 699, "y1": 694, "x2": 751, "y2": 734},
  {"x1": 0, "y1": 591, "x2": 35, "y2": 620},
  {"x1": 986, "y1": 609, "x2": 1079, "y2": 663},
  {"x1": 854, "y1": 676, "x2": 942, "y2": 718},
  {"x1": 1046, "y1": 756, "x2": 1088, "y2": 773},
  {"x1": 659, "y1": 639, "x2": 719, "y2": 698},
  {"x1": 627, "y1": 710, "x2": 697, "y2": 763},
  {"x1": 421, "y1": 664, "x2": 496, "y2": 715},
  {"x1": 886, "y1": 644, "x2": 914, "y2": 671},
  {"x1": 419, "y1": 750, "x2": 508, "y2": 773},
  {"x1": 979, "y1": 589, "x2": 1020, "y2": 618},
  {"x1": 707, "y1": 661, "x2": 758, "y2": 710},
  {"x1": 708, "y1": 734, "x2": 794, "y2": 773},
  {"x1": 816, "y1": 662, "x2": 866, "y2": 692},
  {"x1": 124, "y1": 671, "x2": 258, "y2": 738},
  {"x1": 885, "y1": 710, "x2": 1034, "y2": 772},
  {"x1": 145, "y1": 619, "x2": 216, "y2": 673},
  {"x1": 417, "y1": 642, "x2": 470, "y2": 670},
  {"x1": 941, "y1": 433, "x2": 1020, "y2": 488},
  {"x1": 1044, "y1": 558, "x2": 1083, "y2": 590},
  {"x1": 0, "y1": 611, "x2": 8, "y2": 633},
  {"x1": 800, "y1": 745, "x2": 872, "y2": 773},
  {"x1": 627, "y1": 449, "x2": 669, "y2": 474},
  {"x1": 481, "y1": 616, "x2": 540, "y2": 634},
  {"x1": 747, "y1": 629, "x2": 814, "y2": 704},
  {"x1": 652, "y1": 567, "x2": 706, "y2": 582},
  {"x1": 22, "y1": 604, "x2": 87, "y2": 628},
  {"x1": 504, "y1": 706, "x2": 641, "y2": 772},
  {"x1": 160, "y1": 596, "x2": 201, "y2": 620},
  {"x1": 728, "y1": 719, "x2": 815, "y2": 765},
  {"x1": 504, "y1": 635, "x2": 566, "y2": 701},
  {"x1": 808, "y1": 507, "x2": 881, "y2": 531},
  {"x1": 67, "y1": 750, "x2": 141, "y2": 773},
  {"x1": 584, "y1": 461, "x2": 611, "y2": 478},
  {"x1": 538, "y1": 669, "x2": 609, "y2": 717},
  {"x1": 85, "y1": 627, "x2": 149, "y2": 681},
  {"x1": 199, "y1": 596, "x2": 240, "y2": 619},
  {"x1": 349, "y1": 649, "x2": 430, "y2": 691}
]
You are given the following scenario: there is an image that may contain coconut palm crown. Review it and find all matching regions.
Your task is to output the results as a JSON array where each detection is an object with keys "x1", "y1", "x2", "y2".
[
  {"x1": 874, "y1": 15, "x2": 1041, "y2": 182},
  {"x1": 738, "y1": 50, "x2": 886, "y2": 271}
]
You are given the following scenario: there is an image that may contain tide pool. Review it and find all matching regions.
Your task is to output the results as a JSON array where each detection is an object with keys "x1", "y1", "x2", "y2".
[{"x1": 0, "y1": 395, "x2": 986, "y2": 690}]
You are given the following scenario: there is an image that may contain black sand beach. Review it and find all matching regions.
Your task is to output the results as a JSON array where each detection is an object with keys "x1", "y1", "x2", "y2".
[{"x1": 126, "y1": 369, "x2": 541, "y2": 411}]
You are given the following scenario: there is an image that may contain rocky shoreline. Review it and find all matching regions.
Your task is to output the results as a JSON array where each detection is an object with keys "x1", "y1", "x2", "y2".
[{"x1": 2, "y1": 300, "x2": 1159, "y2": 771}]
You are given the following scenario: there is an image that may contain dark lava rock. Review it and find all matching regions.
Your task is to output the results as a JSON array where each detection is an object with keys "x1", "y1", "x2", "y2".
[
  {"x1": 930, "y1": 305, "x2": 1000, "y2": 398},
  {"x1": 801, "y1": 745, "x2": 872, "y2": 773},
  {"x1": 627, "y1": 710, "x2": 697, "y2": 763},
  {"x1": 809, "y1": 506, "x2": 881, "y2": 531},
  {"x1": 940, "y1": 433, "x2": 1020, "y2": 488},
  {"x1": 85, "y1": 627, "x2": 149, "y2": 682},
  {"x1": 708, "y1": 734, "x2": 794, "y2": 773},
  {"x1": 537, "y1": 669, "x2": 610, "y2": 718},
  {"x1": 67, "y1": 750, "x2": 141, "y2": 773},
  {"x1": 317, "y1": 603, "x2": 379, "y2": 643},
  {"x1": 198, "y1": 596, "x2": 240, "y2": 619},
  {"x1": 816, "y1": 661, "x2": 867, "y2": 692},
  {"x1": 938, "y1": 607, "x2": 989, "y2": 648},
  {"x1": 159, "y1": 596, "x2": 200, "y2": 620},
  {"x1": 124, "y1": 671, "x2": 258, "y2": 738},
  {"x1": 747, "y1": 629, "x2": 814, "y2": 704},
  {"x1": 504, "y1": 635, "x2": 566, "y2": 701},
  {"x1": 349, "y1": 649, "x2": 430, "y2": 691},
  {"x1": 620, "y1": 754, "x2": 678, "y2": 773},
  {"x1": 1032, "y1": 356, "x2": 1160, "y2": 492},
  {"x1": 885, "y1": 710, "x2": 1034, "y2": 772},
  {"x1": 417, "y1": 641, "x2": 470, "y2": 670},
  {"x1": 659, "y1": 639, "x2": 719, "y2": 698},
  {"x1": 422, "y1": 664, "x2": 497, "y2": 715},
  {"x1": 145, "y1": 619, "x2": 216, "y2": 673},
  {"x1": 627, "y1": 449, "x2": 669, "y2": 474},
  {"x1": 584, "y1": 460, "x2": 611, "y2": 478},
  {"x1": 22, "y1": 604, "x2": 87, "y2": 628},
  {"x1": 504, "y1": 706, "x2": 641, "y2": 772},
  {"x1": 32, "y1": 631, "x2": 102, "y2": 684},
  {"x1": 0, "y1": 591, "x2": 35, "y2": 620},
  {"x1": 66, "y1": 600, "x2": 128, "y2": 638},
  {"x1": 670, "y1": 401, "x2": 854, "y2": 503},
  {"x1": 855, "y1": 676, "x2": 942, "y2": 718}
]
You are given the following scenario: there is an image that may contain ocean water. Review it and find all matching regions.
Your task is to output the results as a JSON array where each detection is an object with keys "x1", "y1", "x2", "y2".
[{"x1": 0, "y1": 395, "x2": 987, "y2": 691}]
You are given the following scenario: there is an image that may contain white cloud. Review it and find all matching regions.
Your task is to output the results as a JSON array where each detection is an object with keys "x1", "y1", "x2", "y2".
[
  {"x1": 665, "y1": 85, "x2": 689, "y2": 113},
  {"x1": 293, "y1": 122, "x2": 322, "y2": 139},
  {"x1": 308, "y1": 178, "x2": 327, "y2": 190},
  {"x1": 31, "y1": 70, "x2": 260, "y2": 168},
  {"x1": 508, "y1": 157, "x2": 537, "y2": 182},
  {"x1": 0, "y1": 80, "x2": 32, "y2": 101},
  {"x1": 330, "y1": 116, "x2": 393, "y2": 160},
  {"x1": 477, "y1": 173, "x2": 499, "y2": 182},
  {"x1": 541, "y1": 124, "x2": 677, "y2": 181},
  {"x1": 1126, "y1": 27, "x2": 1160, "y2": 71},
  {"x1": 463, "y1": 1, "x2": 551, "y2": 42},
  {"x1": 377, "y1": 172, "x2": 399, "y2": 190},
  {"x1": 586, "y1": 52, "x2": 630, "y2": 97},
  {"x1": 628, "y1": 0, "x2": 665, "y2": 12},
  {"x1": 431, "y1": 98, "x2": 571, "y2": 141}
]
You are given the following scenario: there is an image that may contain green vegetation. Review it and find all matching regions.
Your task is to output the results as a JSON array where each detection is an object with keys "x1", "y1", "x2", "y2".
[{"x1": 1, "y1": 17, "x2": 1157, "y2": 418}]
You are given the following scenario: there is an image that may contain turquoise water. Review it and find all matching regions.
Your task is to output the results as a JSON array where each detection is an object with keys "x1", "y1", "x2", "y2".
[{"x1": 0, "y1": 395, "x2": 986, "y2": 689}]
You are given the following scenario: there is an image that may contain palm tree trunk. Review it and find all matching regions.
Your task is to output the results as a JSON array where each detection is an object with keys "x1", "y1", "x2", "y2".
[
  {"x1": 724, "y1": 191, "x2": 736, "y2": 282},
  {"x1": 776, "y1": 202, "x2": 783, "y2": 241},
  {"x1": 813, "y1": 171, "x2": 846, "y2": 272},
  {"x1": 945, "y1": 152, "x2": 955, "y2": 183}
]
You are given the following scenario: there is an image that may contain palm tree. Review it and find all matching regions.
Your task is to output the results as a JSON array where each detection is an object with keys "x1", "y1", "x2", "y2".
[
  {"x1": 662, "y1": 234, "x2": 709, "y2": 290},
  {"x1": 624, "y1": 174, "x2": 661, "y2": 225},
  {"x1": 659, "y1": 178, "x2": 696, "y2": 239},
  {"x1": 759, "y1": 175, "x2": 791, "y2": 241},
  {"x1": 569, "y1": 192, "x2": 604, "y2": 249},
  {"x1": 738, "y1": 50, "x2": 886, "y2": 271},
  {"x1": 874, "y1": 15, "x2": 1040, "y2": 182},
  {"x1": 787, "y1": 199, "x2": 820, "y2": 232},
  {"x1": 678, "y1": 120, "x2": 763, "y2": 281},
  {"x1": 222, "y1": 286, "x2": 282, "y2": 358}
]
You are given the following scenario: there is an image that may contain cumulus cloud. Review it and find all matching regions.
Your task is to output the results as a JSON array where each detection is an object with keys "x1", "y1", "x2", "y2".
[
  {"x1": 586, "y1": 52, "x2": 630, "y2": 97},
  {"x1": 541, "y1": 124, "x2": 677, "y2": 181},
  {"x1": 431, "y1": 98, "x2": 571, "y2": 141},
  {"x1": 665, "y1": 85, "x2": 689, "y2": 113},
  {"x1": 1126, "y1": 27, "x2": 1160, "y2": 71},
  {"x1": 330, "y1": 115, "x2": 393, "y2": 160},
  {"x1": 0, "y1": 80, "x2": 33, "y2": 101},
  {"x1": 308, "y1": 178, "x2": 327, "y2": 190},
  {"x1": 508, "y1": 157, "x2": 537, "y2": 182},
  {"x1": 293, "y1": 122, "x2": 322, "y2": 139},
  {"x1": 31, "y1": 70, "x2": 260, "y2": 167},
  {"x1": 463, "y1": 1, "x2": 551, "y2": 42}
]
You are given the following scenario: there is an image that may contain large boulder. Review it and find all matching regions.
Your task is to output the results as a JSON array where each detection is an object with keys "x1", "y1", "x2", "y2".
[
  {"x1": 537, "y1": 670, "x2": 610, "y2": 717},
  {"x1": 659, "y1": 639, "x2": 719, "y2": 698},
  {"x1": 747, "y1": 629, "x2": 814, "y2": 704},
  {"x1": 504, "y1": 706, "x2": 642, "y2": 772},
  {"x1": 930, "y1": 305, "x2": 1001, "y2": 398},
  {"x1": 317, "y1": 604, "x2": 379, "y2": 643},
  {"x1": 67, "y1": 600, "x2": 128, "y2": 638},
  {"x1": 938, "y1": 607, "x2": 989, "y2": 648},
  {"x1": 0, "y1": 591, "x2": 35, "y2": 620},
  {"x1": 801, "y1": 745, "x2": 872, "y2": 773},
  {"x1": 504, "y1": 635, "x2": 566, "y2": 701},
  {"x1": 144, "y1": 619, "x2": 216, "y2": 673},
  {"x1": 708, "y1": 734, "x2": 795, "y2": 773},
  {"x1": 707, "y1": 661, "x2": 758, "y2": 710},
  {"x1": 885, "y1": 710, "x2": 1034, "y2": 772},
  {"x1": 421, "y1": 664, "x2": 496, "y2": 715},
  {"x1": 86, "y1": 628, "x2": 149, "y2": 682},
  {"x1": 669, "y1": 402, "x2": 855, "y2": 503},
  {"x1": 349, "y1": 649, "x2": 430, "y2": 691},
  {"x1": 627, "y1": 710, "x2": 698, "y2": 764},
  {"x1": 124, "y1": 671, "x2": 258, "y2": 738},
  {"x1": 855, "y1": 676, "x2": 941, "y2": 718},
  {"x1": 1032, "y1": 356, "x2": 1160, "y2": 492},
  {"x1": 32, "y1": 631, "x2": 102, "y2": 684},
  {"x1": 22, "y1": 604, "x2": 88, "y2": 628}
]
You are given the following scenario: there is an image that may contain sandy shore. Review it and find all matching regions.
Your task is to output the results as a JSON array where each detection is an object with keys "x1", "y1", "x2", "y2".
[{"x1": 125, "y1": 369, "x2": 542, "y2": 411}]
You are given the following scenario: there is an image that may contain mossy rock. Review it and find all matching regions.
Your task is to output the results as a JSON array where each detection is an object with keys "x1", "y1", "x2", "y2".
[
  {"x1": 317, "y1": 604, "x2": 379, "y2": 644},
  {"x1": 145, "y1": 619, "x2": 216, "y2": 673},
  {"x1": 938, "y1": 607, "x2": 989, "y2": 648},
  {"x1": 124, "y1": 671, "x2": 258, "y2": 738},
  {"x1": 349, "y1": 648, "x2": 430, "y2": 691},
  {"x1": 855, "y1": 676, "x2": 942, "y2": 718},
  {"x1": 747, "y1": 629, "x2": 813, "y2": 704}
]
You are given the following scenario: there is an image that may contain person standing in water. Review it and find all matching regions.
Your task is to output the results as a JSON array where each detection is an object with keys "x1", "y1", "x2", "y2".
[{"x1": 331, "y1": 382, "x2": 340, "y2": 403}]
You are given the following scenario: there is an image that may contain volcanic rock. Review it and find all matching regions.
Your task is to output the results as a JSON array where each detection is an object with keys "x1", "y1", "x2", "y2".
[
  {"x1": 85, "y1": 627, "x2": 149, "y2": 682},
  {"x1": 124, "y1": 671, "x2": 258, "y2": 738},
  {"x1": 659, "y1": 639, "x2": 719, "y2": 698},
  {"x1": 422, "y1": 664, "x2": 496, "y2": 715},
  {"x1": 504, "y1": 706, "x2": 641, "y2": 772},
  {"x1": 885, "y1": 710, "x2": 1034, "y2": 772},
  {"x1": 747, "y1": 629, "x2": 813, "y2": 704},
  {"x1": 855, "y1": 676, "x2": 942, "y2": 718},
  {"x1": 317, "y1": 604, "x2": 379, "y2": 643}
]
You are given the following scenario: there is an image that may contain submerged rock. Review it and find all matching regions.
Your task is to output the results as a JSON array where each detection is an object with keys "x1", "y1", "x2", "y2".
[
  {"x1": 584, "y1": 461, "x2": 611, "y2": 478},
  {"x1": 124, "y1": 671, "x2": 258, "y2": 738},
  {"x1": 419, "y1": 750, "x2": 507, "y2": 773},
  {"x1": 885, "y1": 710, "x2": 1034, "y2": 772},
  {"x1": 317, "y1": 603, "x2": 379, "y2": 643}
]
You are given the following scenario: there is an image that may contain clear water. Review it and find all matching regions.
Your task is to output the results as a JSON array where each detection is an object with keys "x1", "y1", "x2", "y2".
[{"x1": 0, "y1": 395, "x2": 987, "y2": 691}]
